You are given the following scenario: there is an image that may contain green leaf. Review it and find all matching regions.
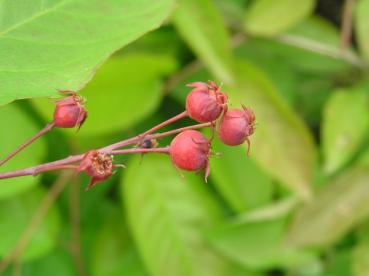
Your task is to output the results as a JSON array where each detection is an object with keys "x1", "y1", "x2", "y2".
[
  {"x1": 353, "y1": 241, "x2": 369, "y2": 276},
  {"x1": 0, "y1": 0, "x2": 174, "y2": 105},
  {"x1": 355, "y1": 0, "x2": 369, "y2": 60},
  {"x1": 230, "y1": 61, "x2": 316, "y2": 199},
  {"x1": 207, "y1": 199, "x2": 315, "y2": 270},
  {"x1": 22, "y1": 248, "x2": 76, "y2": 276},
  {"x1": 210, "y1": 138, "x2": 273, "y2": 212},
  {"x1": 172, "y1": 0, "x2": 235, "y2": 83},
  {"x1": 0, "y1": 186, "x2": 60, "y2": 261},
  {"x1": 322, "y1": 88, "x2": 369, "y2": 174},
  {"x1": 122, "y1": 155, "x2": 230, "y2": 276},
  {"x1": 91, "y1": 207, "x2": 146, "y2": 276},
  {"x1": 244, "y1": 0, "x2": 315, "y2": 36},
  {"x1": 266, "y1": 17, "x2": 351, "y2": 74},
  {"x1": 287, "y1": 167, "x2": 369, "y2": 247},
  {"x1": 0, "y1": 104, "x2": 46, "y2": 199},
  {"x1": 32, "y1": 53, "x2": 177, "y2": 136}
]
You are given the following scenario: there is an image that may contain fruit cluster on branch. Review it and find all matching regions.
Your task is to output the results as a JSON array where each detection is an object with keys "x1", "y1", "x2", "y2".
[{"x1": 0, "y1": 81, "x2": 255, "y2": 190}]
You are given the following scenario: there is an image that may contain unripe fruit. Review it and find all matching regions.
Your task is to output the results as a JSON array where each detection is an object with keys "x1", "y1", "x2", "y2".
[
  {"x1": 53, "y1": 93, "x2": 87, "y2": 129},
  {"x1": 78, "y1": 150, "x2": 113, "y2": 190},
  {"x1": 170, "y1": 130, "x2": 210, "y2": 178},
  {"x1": 186, "y1": 81, "x2": 227, "y2": 123},
  {"x1": 218, "y1": 106, "x2": 255, "y2": 149}
]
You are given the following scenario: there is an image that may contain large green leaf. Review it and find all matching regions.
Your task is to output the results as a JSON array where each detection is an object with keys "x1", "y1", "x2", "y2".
[
  {"x1": 22, "y1": 248, "x2": 76, "y2": 276},
  {"x1": 172, "y1": 0, "x2": 234, "y2": 83},
  {"x1": 91, "y1": 208, "x2": 146, "y2": 276},
  {"x1": 353, "y1": 241, "x2": 369, "y2": 276},
  {"x1": 122, "y1": 155, "x2": 230, "y2": 276},
  {"x1": 0, "y1": 0, "x2": 174, "y2": 105},
  {"x1": 244, "y1": 0, "x2": 315, "y2": 36},
  {"x1": 287, "y1": 167, "x2": 369, "y2": 247},
  {"x1": 32, "y1": 53, "x2": 176, "y2": 136},
  {"x1": 210, "y1": 138, "x2": 273, "y2": 212},
  {"x1": 229, "y1": 61, "x2": 316, "y2": 199},
  {"x1": 322, "y1": 88, "x2": 369, "y2": 174},
  {"x1": 355, "y1": 0, "x2": 369, "y2": 60},
  {"x1": 207, "y1": 198, "x2": 315, "y2": 269},
  {"x1": 0, "y1": 104, "x2": 46, "y2": 199},
  {"x1": 0, "y1": 186, "x2": 60, "y2": 261}
]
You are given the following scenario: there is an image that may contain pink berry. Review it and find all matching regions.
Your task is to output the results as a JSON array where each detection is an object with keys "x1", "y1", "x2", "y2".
[
  {"x1": 78, "y1": 150, "x2": 113, "y2": 190},
  {"x1": 218, "y1": 106, "x2": 256, "y2": 152},
  {"x1": 170, "y1": 130, "x2": 211, "y2": 180},
  {"x1": 53, "y1": 91, "x2": 87, "y2": 129},
  {"x1": 186, "y1": 81, "x2": 227, "y2": 123}
]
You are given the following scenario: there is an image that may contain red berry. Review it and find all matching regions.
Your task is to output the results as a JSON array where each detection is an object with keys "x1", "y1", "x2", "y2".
[
  {"x1": 186, "y1": 81, "x2": 227, "y2": 123},
  {"x1": 78, "y1": 150, "x2": 113, "y2": 190},
  {"x1": 218, "y1": 106, "x2": 256, "y2": 151},
  {"x1": 53, "y1": 92, "x2": 87, "y2": 129},
  {"x1": 170, "y1": 130, "x2": 211, "y2": 180}
]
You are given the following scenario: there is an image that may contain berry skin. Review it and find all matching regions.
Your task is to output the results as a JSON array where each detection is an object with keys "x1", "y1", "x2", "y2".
[
  {"x1": 78, "y1": 150, "x2": 114, "y2": 190},
  {"x1": 53, "y1": 91, "x2": 87, "y2": 129},
  {"x1": 217, "y1": 106, "x2": 256, "y2": 153},
  {"x1": 170, "y1": 130, "x2": 211, "y2": 180},
  {"x1": 186, "y1": 81, "x2": 227, "y2": 123}
]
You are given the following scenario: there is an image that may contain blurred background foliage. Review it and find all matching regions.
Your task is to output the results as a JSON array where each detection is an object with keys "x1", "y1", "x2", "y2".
[{"x1": 1, "y1": 0, "x2": 369, "y2": 275}]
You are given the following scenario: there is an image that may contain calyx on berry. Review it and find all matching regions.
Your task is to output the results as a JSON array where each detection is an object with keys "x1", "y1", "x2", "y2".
[
  {"x1": 186, "y1": 81, "x2": 228, "y2": 123},
  {"x1": 53, "y1": 90, "x2": 88, "y2": 129},
  {"x1": 77, "y1": 150, "x2": 122, "y2": 190}
]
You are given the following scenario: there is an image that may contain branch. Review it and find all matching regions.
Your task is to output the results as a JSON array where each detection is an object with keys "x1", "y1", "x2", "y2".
[
  {"x1": 340, "y1": 0, "x2": 355, "y2": 50},
  {"x1": 0, "y1": 116, "x2": 211, "y2": 180}
]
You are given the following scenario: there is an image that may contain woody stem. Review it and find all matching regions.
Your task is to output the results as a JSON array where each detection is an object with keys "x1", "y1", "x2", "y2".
[
  {"x1": 0, "y1": 122, "x2": 211, "y2": 180},
  {"x1": 101, "y1": 111, "x2": 188, "y2": 151},
  {"x1": 109, "y1": 147, "x2": 170, "y2": 155}
]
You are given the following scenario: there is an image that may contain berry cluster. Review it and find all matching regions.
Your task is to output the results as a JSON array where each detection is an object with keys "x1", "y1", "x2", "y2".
[
  {"x1": 0, "y1": 81, "x2": 255, "y2": 190},
  {"x1": 170, "y1": 81, "x2": 255, "y2": 181}
]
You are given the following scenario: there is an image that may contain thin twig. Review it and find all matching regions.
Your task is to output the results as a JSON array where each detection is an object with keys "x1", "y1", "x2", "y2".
[
  {"x1": 0, "y1": 122, "x2": 55, "y2": 167},
  {"x1": 340, "y1": 0, "x2": 355, "y2": 50},
  {"x1": 101, "y1": 111, "x2": 188, "y2": 152},
  {"x1": 110, "y1": 147, "x2": 170, "y2": 155},
  {"x1": 0, "y1": 171, "x2": 72, "y2": 273},
  {"x1": 274, "y1": 34, "x2": 367, "y2": 68},
  {"x1": 0, "y1": 122, "x2": 212, "y2": 180}
]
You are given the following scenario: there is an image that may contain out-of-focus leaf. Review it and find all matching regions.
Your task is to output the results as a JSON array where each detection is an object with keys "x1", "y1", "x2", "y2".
[
  {"x1": 22, "y1": 248, "x2": 76, "y2": 276},
  {"x1": 273, "y1": 17, "x2": 352, "y2": 74},
  {"x1": 122, "y1": 155, "x2": 230, "y2": 276},
  {"x1": 235, "y1": 40, "x2": 300, "y2": 105},
  {"x1": 353, "y1": 241, "x2": 369, "y2": 276},
  {"x1": 0, "y1": 186, "x2": 60, "y2": 261},
  {"x1": 355, "y1": 0, "x2": 369, "y2": 60},
  {"x1": 0, "y1": 0, "x2": 174, "y2": 105},
  {"x1": 214, "y1": 0, "x2": 248, "y2": 27},
  {"x1": 322, "y1": 88, "x2": 369, "y2": 174},
  {"x1": 0, "y1": 105, "x2": 46, "y2": 199},
  {"x1": 229, "y1": 61, "x2": 316, "y2": 199},
  {"x1": 207, "y1": 198, "x2": 315, "y2": 269},
  {"x1": 32, "y1": 53, "x2": 177, "y2": 136},
  {"x1": 325, "y1": 249, "x2": 352, "y2": 276},
  {"x1": 172, "y1": 0, "x2": 234, "y2": 83},
  {"x1": 287, "y1": 167, "x2": 369, "y2": 247},
  {"x1": 92, "y1": 208, "x2": 146, "y2": 276},
  {"x1": 210, "y1": 138, "x2": 273, "y2": 212},
  {"x1": 244, "y1": 0, "x2": 315, "y2": 36}
]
